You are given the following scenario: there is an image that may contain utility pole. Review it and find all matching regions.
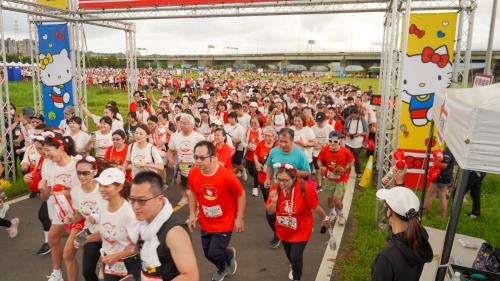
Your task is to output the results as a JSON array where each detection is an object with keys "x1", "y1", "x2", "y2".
[{"x1": 484, "y1": 0, "x2": 498, "y2": 75}]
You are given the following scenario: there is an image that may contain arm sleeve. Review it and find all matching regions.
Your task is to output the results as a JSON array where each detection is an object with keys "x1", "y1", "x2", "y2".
[
  {"x1": 362, "y1": 119, "x2": 369, "y2": 133},
  {"x1": 297, "y1": 150, "x2": 311, "y2": 174},
  {"x1": 91, "y1": 115, "x2": 101, "y2": 125},
  {"x1": 228, "y1": 169, "x2": 244, "y2": 196},
  {"x1": 266, "y1": 148, "x2": 275, "y2": 167},
  {"x1": 21, "y1": 150, "x2": 30, "y2": 165},
  {"x1": 104, "y1": 147, "x2": 112, "y2": 161},
  {"x1": 125, "y1": 145, "x2": 132, "y2": 161},
  {"x1": 151, "y1": 146, "x2": 163, "y2": 164},
  {"x1": 371, "y1": 253, "x2": 394, "y2": 281},
  {"x1": 305, "y1": 182, "x2": 319, "y2": 209}
]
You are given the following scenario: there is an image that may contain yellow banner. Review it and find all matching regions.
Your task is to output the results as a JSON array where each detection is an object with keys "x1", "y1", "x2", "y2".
[
  {"x1": 398, "y1": 12, "x2": 457, "y2": 151},
  {"x1": 36, "y1": 0, "x2": 68, "y2": 9}
]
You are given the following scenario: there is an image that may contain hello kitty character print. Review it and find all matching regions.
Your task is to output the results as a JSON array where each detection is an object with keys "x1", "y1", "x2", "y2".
[
  {"x1": 39, "y1": 48, "x2": 72, "y2": 109},
  {"x1": 402, "y1": 45, "x2": 452, "y2": 126}
]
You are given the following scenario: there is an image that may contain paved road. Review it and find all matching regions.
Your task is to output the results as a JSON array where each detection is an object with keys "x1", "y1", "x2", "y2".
[{"x1": 0, "y1": 181, "x2": 339, "y2": 281}]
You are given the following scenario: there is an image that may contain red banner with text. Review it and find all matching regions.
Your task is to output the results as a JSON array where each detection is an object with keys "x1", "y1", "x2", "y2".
[{"x1": 79, "y1": 0, "x2": 284, "y2": 9}]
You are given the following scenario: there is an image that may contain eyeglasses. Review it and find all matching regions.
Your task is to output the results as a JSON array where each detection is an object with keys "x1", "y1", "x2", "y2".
[
  {"x1": 194, "y1": 154, "x2": 212, "y2": 161},
  {"x1": 112, "y1": 138, "x2": 123, "y2": 141},
  {"x1": 329, "y1": 139, "x2": 340, "y2": 144},
  {"x1": 128, "y1": 194, "x2": 161, "y2": 206},
  {"x1": 77, "y1": 170, "x2": 93, "y2": 176}
]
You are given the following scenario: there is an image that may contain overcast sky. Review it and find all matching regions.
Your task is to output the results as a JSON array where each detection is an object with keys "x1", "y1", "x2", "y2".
[{"x1": 3, "y1": 1, "x2": 499, "y2": 55}]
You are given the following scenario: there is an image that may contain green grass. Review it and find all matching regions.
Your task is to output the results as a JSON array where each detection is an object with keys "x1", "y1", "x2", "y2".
[{"x1": 335, "y1": 170, "x2": 500, "y2": 281}]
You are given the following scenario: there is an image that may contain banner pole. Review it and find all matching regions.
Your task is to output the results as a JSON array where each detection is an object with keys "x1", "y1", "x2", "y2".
[{"x1": 419, "y1": 120, "x2": 434, "y2": 219}]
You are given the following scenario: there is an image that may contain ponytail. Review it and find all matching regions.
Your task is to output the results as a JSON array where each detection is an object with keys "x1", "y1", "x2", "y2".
[
  {"x1": 405, "y1": 214, "x2": 425, "y2": 257},
  {"x1": 120, "y1": 181, "x2": 131, "y2": 199}
]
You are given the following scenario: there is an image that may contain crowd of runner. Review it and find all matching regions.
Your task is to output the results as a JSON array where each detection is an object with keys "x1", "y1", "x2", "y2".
[{"x1": 0, "y1": 73, "x2": 441, "y2": 281}]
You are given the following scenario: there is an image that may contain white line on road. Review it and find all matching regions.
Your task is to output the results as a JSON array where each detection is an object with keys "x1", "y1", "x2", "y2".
[
  {"x1": 315, "y1": 173, "x2": 356, "y2": 281},
  {"x1": 7, "y1": 194, "x2": 29, "y2": 205}
]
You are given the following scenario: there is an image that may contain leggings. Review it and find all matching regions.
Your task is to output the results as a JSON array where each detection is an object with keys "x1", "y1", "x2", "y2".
[
  {"x1": 103, "y1": 255, "x2": 142, "y2": 281},
  {"x1": 245, "y1": 160, "x2": 258, "y2": 188},
  {"x1": 82, "y1": 241, "x2": 102, "y2": 281},
  {"x1": 259, "y1": 183, "x2": 277, "y2": 235},
  {"x1": 38, "y1": 201, "x2": 51, "y2": 232},
  {"x1": 0, "y1": 218, "x2": 11, "y2": 228},
  {"x1": 282, "y1": 241, "x2": 308, "y2": 281},
  {"x1": 347, "y1": 146, "x2": 363, "y2": 175}
]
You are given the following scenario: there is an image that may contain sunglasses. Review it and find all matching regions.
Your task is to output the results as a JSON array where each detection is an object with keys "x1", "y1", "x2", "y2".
[
  {"x1": 329, "y1": 139, "x2": 340, "y2": 144},
  {"x1": 128, "y1": 194, "x2": 161, "y2": 206},
  {"x1": 77, "y1": 170, "x2": 93, "y2": 176}
]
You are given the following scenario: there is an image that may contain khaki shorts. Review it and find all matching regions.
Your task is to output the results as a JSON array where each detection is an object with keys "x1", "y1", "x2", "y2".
[{"x1": 323, "y1": 180, "x2": 346, "y2": 199}]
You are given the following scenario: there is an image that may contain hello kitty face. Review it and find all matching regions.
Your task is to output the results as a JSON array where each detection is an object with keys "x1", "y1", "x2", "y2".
[
  {"x1": 40, "y1": 48, "x2": 72, "y2": 87},
  {"x1": 402, "y1": 45, "x2": 452, "y2": 102}
]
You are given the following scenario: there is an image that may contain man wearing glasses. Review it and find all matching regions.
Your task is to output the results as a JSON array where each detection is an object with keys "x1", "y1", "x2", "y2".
[
  {"x1": 129, "y1": 171, "x2": 199, "y2": 281},
  {"x1": 187, "y1": 141, "x2": 246, "y2": 281},
  {"x1": 317, "y1": 131, "x2": 353, "y2": 226}
]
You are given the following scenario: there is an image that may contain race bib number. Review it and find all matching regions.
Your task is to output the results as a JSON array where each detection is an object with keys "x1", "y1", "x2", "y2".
[
  {"x1": 248, "y1": 144, "x2": 257, "y2": 151},
  {"x1": 202, "y1": 205, "x2": 223, "y2": 218},
  {"x1": 327, "y1": 170, "x2": 340, "y2": 180},
  {"x1": 104, "y1": 260, "x2": 128, "y2": 276},
  {"x1": 277, "y1": 216, "x2": 297, "y2": 230}
]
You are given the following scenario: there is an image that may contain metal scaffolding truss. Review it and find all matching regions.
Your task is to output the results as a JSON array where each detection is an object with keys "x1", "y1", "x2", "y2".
[
  {"x1": 125, "y1": 24, "x2": 138, "y2": 103},
  {"x1": 78, "y1": 0, "x2": 465, "y2": 20},
  {"x1": 374, "y1": 0, "x2": 476, "y2": 226}
]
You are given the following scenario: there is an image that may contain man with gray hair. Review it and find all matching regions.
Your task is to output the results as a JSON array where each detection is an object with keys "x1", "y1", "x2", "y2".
[{"x1": 167, "y1": 113, "x2": 205, "y2": 206}]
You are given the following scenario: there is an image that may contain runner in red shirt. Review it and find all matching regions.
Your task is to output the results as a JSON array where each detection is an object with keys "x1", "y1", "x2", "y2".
[
  {"x1": 104, "y1": 130, "x2": 131, "y2": 180},
  {"x1": 266, "y1": 164, "x2": 329, "y2": 281},
  {"x1": 213, "y1": 128, "x2": 234, "y2": 171},
  {"x1": 317, "y1": 131, "x2": 353, "y2": 226},
  {"x1": 187, "y1": 141, "x2": 245, "y2": 281},
  {"x1": 244, "y1": 117, "x2": 263, "y2": 197}
]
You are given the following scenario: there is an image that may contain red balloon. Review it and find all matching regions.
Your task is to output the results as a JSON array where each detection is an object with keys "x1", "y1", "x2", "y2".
[{"x1": 394, "y1": 150, "x2": 405, "y2": 161}]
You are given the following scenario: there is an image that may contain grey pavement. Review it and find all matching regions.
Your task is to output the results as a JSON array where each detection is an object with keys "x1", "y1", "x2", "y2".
[{"x1": 0, "y1": 181, "x2": 333, "y2": 281}]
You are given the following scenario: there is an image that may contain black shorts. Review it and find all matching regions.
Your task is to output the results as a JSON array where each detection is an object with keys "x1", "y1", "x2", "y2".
[
  {"x1": 180, "y1": 175, "x2": 188, "y2": 189},
  {"x1": 312, "y1": 156, "x2": 320, "y2": 170},
  {"x1": 232, "y1": 150, "x2": 244, "y2": 165}
]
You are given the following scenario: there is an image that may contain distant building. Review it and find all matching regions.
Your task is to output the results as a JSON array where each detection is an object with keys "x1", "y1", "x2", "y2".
[{"x1": 5, "y1": 38, "x2": 33, "y2": 57}]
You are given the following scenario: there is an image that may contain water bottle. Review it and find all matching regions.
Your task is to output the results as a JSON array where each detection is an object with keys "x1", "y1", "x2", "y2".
[
  {"x1": 328, "y1": 229, "x2": 337, "y2": 250},
  {"x1": 381, "y1": 166, "x2": 397, "y2": 186}
]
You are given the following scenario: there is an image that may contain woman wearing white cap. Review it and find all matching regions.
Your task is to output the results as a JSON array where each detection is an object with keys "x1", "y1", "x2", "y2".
[
  {"x1": 82, "y1": 168, "x2": 141, "y2": 281},
  {"x1": 372, "y1": 186, "x2": 433, "y2": 281}
]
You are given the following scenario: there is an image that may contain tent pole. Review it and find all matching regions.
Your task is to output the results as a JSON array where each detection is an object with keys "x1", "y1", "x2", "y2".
[
  {"x1": 419, "y1": 120, "x2": 434, "y2": 219},
  {"x1": 434, "y1": 168, "x2": 470, "y2": 281}
]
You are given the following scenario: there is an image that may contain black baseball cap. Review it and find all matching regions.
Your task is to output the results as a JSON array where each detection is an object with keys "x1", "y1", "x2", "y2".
[{"x1": 315, "y1": 112, "x2": 326, "y2": 122}]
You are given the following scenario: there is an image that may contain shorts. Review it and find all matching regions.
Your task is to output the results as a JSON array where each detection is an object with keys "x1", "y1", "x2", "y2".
[
  {"x1": 232, "y1": 150, "x2": 244, "y2": 165},
  {"x1": 433, "y1": 182, "x2": 449, "y2": 189},
  {"x1": 323, "y1": 180, "x2": 346, "y2": 199},
  {"x1": 312, "y1": 156, "x2": 320, "y2": 170},
  {"x1": 180, "y1": 175, "x2": 188, "y2": 189}
]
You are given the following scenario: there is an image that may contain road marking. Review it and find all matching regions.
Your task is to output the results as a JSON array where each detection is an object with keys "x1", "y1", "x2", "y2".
[
  {"x1": 315, "y1": 174, "x2": 356, "y2": 281},
  {"x1": 6, "y1": 194, "x2": 29, "y2": 205}
]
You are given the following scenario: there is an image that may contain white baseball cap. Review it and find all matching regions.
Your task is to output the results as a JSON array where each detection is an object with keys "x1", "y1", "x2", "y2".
[
  {"x1": 376, "y1": 186, "x2": 420, "y2": 218},
  {"x1": 249, "y1": 102, "x2": 259, "y2": 108},
  {"x1": 94, "y1": 168, "x2": 126, "y2": 186},
  {"x1": 212, "y1": 118, "x2": 223, "y2": 126}
]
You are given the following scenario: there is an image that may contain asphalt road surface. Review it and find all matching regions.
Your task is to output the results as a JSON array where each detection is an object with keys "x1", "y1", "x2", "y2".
[{"x1": 0, "y1": 180, "x2": 336, "y2": 281}]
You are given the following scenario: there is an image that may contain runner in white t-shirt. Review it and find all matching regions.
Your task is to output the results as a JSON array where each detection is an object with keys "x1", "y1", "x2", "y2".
[
  {"x1": 291, "y1": 113, "x2": 317, "y2": 165},
  {"x1": 38, "y1": 133, "x2": 79, "y2": 281},
  {"x1": 167, "y1": 114, "x2": 205, "y2": 206},
  {"x1": 124, "y1": 125, "x2": 164, "y2": 178},
  {"x1": 311, "y1": 112, "x2": 333, "y2": 188},
  {"x1": 92, "y1": 117, "x2": 113, "y2": 159},
  {"x1": 65, "y1": 116, "x2": 91, "y2": 155}
]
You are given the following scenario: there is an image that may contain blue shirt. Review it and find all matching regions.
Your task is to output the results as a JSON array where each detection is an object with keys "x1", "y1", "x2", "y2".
[{"x1": 266, "y1": 146, "x2": 311, "y2": 181}]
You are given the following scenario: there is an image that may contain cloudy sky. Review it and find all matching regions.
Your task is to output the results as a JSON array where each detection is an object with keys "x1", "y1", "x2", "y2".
[{"x1": 3, "y1": 1, "x2": 499, "y2": 55}]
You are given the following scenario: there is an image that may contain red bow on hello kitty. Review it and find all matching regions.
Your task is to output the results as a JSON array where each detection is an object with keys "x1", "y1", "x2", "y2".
[
  {"x1": 409, "y1": 24, "x2": 425, "y2": 38},
  {"x1": 421, "y1": 47, "x2": 449, "y2": 68}
]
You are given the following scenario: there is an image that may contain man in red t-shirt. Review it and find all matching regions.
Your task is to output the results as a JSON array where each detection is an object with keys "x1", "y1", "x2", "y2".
[
  {"x1": 188, "y1": 141, "x2": 246, "y2": 281},
  {"x1": 317, "y1": 131, "x2": 353, "y2": 226}
]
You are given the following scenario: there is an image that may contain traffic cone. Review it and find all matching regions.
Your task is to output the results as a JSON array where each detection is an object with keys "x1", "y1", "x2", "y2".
[{"x1": 358, "y1": 155, "x2": 373, "y2": 188}]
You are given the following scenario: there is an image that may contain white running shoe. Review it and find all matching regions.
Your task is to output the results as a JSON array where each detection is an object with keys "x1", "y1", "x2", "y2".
[
  {"x1": 177, "y1": 196, "x2": 188, "y2": 207},
  {"x1": 7, "y1": 217, "x2": 19, "y2": 238},
  {"x1": 252, "y1": 188, "x2": 259, "y2": 197},
  {"x1": 241, "y1": 169, "x2": 248, "y2": 181},
  {"x1": 338, "y1": 213, "x2": 346, "y2": 226},
  {"x1": 289, "y1": 269, "x2": 294, "y2": 280},
  {"x1": 47, "y1": 271, "x2": 64, "y2": 281},
  {"x1": 236, "y1": 171, "x2": 242, "y2": 178}
]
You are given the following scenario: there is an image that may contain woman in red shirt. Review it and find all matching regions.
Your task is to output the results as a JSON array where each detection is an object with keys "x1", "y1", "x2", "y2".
[
  {"x1": 214, "y1": 128, "x2": 234, "y2": 171},
  {"x1": 245, "y1": 116, "x2": 263, "y2": 197},
  {"x1": 266, "y1": 164, "x2": 330, "y2": 281},
  {"x1": 215, "y1": 101, "x2": 229, "y2": 124},
  {"x1": 104, "y1": 130, "x2": 130, "y2": 180}
]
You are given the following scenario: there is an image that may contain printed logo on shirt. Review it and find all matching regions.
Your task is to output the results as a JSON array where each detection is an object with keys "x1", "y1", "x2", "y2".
[
  {"x1": 203, "y1": 185, "x2": 218, "y2": 201},
  {"x1": 101, "y1": 222, "x2": 118, "y2": 244},
  {"x1": 54, "y1": 173, "x2": 72, "y2": 187}
]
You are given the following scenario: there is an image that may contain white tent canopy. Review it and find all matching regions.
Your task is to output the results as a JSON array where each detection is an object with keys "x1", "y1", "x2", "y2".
[{"x1": 431, "y1": 83, "x2": 500, "y2": 174}]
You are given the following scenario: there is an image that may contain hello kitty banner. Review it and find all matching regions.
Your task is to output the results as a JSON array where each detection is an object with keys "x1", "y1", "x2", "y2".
[
  {"x1": 37, "y1": 23, "x2": 74, "y2": 128},
  {"x1": 397, "y1": 13, "x2": 457, "y2": 188}
]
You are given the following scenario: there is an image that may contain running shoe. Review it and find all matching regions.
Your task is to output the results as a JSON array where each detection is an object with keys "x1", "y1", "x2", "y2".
[
  {"x1": 338, "y1": 213, "x2": 346, "y2": 226},
  {"x1": 211, "y1": 270, "x2": 227, "y2": 281},
  {"x1": 36, "y1": 243, "x2": 51, "y2": 255},
  {"x1": 7, "y1": 218, "x2": 19, "y2": 238},
  {"x1": 252, "y1": 188, "x2": 259, "y2": 197},
  {"x1": 29, "y1": 191, "x2": 38, "y2": 198},
  {"x1": 289, "y1": 269, "x2": 294, "y2": 280},
  {"x1": 241, "y1": 169, "x2": 248, "y2": 181},
  {"x1": 176, "y1": 196, "x2": 188, "y2": 207},
  {"x1": 47, "y1": 271, "x2": 64, "y2": 281},
  {"x1": 270, "y1": 236, "x2": 281, "y2": 249},
  {"x1": 225, "y1": 247, "x2": 237, "y2": 275}
]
